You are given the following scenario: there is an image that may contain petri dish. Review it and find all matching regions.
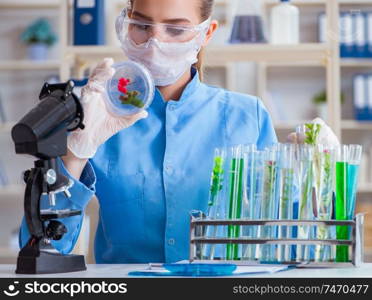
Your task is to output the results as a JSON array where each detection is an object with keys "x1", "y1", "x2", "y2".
[{"x1": 104, "y1": 60, "x2": 154, "y2": 116}]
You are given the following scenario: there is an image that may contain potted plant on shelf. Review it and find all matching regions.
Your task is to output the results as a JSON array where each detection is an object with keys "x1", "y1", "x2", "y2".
[
  {"x1": 312, "y1": 90, "x2": 345, "y2": 120},
  {"x1": 20, "y1": 18, "x2": 57, "y2": 61}
]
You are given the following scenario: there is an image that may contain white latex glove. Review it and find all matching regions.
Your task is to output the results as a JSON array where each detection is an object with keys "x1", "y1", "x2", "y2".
[
  {"x1": 67, "y1": 58, "x2": 148, "y2": 159},
  {"x1": 287, "y1": 118, "x2": 340, "y2": 147}
]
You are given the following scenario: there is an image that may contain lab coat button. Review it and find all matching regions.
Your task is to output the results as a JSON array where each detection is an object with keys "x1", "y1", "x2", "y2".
[
  {"x1": 168, "y1": 238, "x2": 175, "y2": 245},
  {"x1": 165, "y1": 165, "x2": 173, "y2": 174},
  {"x1": 168, "y1": 104, "x2": 176, "y2": 111}
]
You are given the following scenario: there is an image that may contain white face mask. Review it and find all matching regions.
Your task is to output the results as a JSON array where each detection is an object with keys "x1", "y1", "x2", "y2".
[
  {"x1": 116, "y1": 10, "x2": 211, "y2": 86},
  {"x1": 121, "y1": 35, "x2": 206, "y2": 86}
]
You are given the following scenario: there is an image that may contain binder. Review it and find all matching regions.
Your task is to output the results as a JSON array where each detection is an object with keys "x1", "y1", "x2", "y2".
[
  {"x1": 354, "y1": 13, "x2": 366, "y2": 58},
  {"x1": 368, "y1": 75, "x2": 372, "y2": 116},
  {"x1": 73, "y1": 0, "x2": 105, "y2": 45},
  {"x1": 318, "y1": 13, "x2": 326, "y2": 43},
  {"x1": 368, "y1": 13, "x2": 372, "y2": 57},
  {"x1": 344, "y1": 13, "x2": 354, "y2": 57},
  {"x1": 354, "y1": 74, "x2": 368, "y2": 120},
  {"x1": 339, "y1": 13, "x2": 347, "y2": 57},
  {"x1": 0, "y1": 160, "x2": 8, "y2": 187},
  {"x1": 0, "y1": 92, "x2": 6, "y2": 124}
]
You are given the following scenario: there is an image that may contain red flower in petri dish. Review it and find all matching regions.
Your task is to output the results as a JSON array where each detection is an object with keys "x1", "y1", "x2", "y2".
[{"x1": 118, "y1": 77, "x2": 131, "y2": 94}]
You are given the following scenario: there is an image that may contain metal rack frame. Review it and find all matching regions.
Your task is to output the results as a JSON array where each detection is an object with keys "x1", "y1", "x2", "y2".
[{"x1": 189, "y1": 213, "x2": 364, "y2": 267}]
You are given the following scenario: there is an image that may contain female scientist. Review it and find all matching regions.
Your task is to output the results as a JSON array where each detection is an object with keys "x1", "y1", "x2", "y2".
[{"x1": 19, "y1": 0, "x2": 336, "y2": 263}]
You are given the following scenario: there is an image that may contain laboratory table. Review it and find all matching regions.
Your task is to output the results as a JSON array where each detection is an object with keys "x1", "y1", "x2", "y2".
[{"x1": 0, "y1": 264, "x2": 372, "y2": 278}]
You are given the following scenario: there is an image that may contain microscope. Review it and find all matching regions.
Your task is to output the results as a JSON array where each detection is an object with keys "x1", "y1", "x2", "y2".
[{"x1": 11, "y1": 81, "x2": 86, "y2": 274}]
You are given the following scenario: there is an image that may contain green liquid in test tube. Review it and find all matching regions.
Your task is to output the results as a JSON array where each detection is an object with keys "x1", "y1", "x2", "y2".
[
  {"x1": 335, "y1": 145, "x2": 349, "y2": 262},
  {"x1": 226, "y1": 147, "x2": 244, "y2": 260}
]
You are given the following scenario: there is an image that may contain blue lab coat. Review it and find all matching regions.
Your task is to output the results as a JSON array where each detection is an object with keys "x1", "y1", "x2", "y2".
[{"x1": 19, "y1": 68, "x2": 277, "y2": 263}]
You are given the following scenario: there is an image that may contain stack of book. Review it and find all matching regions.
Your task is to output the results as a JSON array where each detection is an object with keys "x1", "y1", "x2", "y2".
[{"x1": 319, "y1": 12, "x2": 372, "y2": 58}]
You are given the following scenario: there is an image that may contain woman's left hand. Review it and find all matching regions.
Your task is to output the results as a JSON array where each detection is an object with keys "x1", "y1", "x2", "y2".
[{"x1": 286, "y1": 118, "x2": 340, "y2": 147}]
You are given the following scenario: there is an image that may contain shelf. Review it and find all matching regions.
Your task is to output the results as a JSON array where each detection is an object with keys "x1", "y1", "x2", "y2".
[
  {"x1": 274, "y1": 121, "x2": 312, "y2": 131},
  {"x1": 67, "y1": 44, "x2": 329, "y2": 65},
  {"x1": 0, "y1": 247, "x2": 17, "y2": 259},
  {"x1": 206, "y1": 44, "x2": 329, "y2": 64},
  {"x1": 358, "y1": 183, "x2": 372, "y2": 193},
  {"x1": 0, "y1": 185, "x2": 25, "y2": 198},
  {"x1": 260, "y1": 58, "x2": 372, "y2": 68},
  {"x1": 341, "y1": 120, "x2": 372, "y2": 130},
  {"x1": 339, "y1": 0, "x2": 372, "y2": 5},
  {"x1": 0, "y1": 123, "x2": 15, "y2": 133},
  {"x1": 0, "y1": 0, "x2": 60, "y2": 9},
  {"x1": 265, "y1": 0, "x2": 372, "y2": 7},
  {"x1": 265, "y1": 0, "x2": 327, "y2": 7},
  {"x1": 275, "y1": 120, "x2": 372, "y2": 131},
  {"x1": 341, "y1": 59, "x2": 372, "y2": 68},
  {"x1": 0, "y1": 60, "x2": 61, "y2": 71}
]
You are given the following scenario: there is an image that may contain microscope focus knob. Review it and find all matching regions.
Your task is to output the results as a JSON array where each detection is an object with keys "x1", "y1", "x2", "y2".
[
  {"x1": 46, "y1": 220, "x2": 67, "y2": 241},
  {"x1": 23, "y1": 170, "x2": 31, "y2": 183}
]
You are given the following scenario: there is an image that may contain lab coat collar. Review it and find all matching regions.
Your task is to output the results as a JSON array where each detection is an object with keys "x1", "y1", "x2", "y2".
[{"x1": 153, "y1": 67, "x2": 201, "y2": 107}]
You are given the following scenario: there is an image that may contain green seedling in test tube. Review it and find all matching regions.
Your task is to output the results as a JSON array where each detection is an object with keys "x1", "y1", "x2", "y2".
[
  {"x1": 259, "y1": 149, "x2": 277, "y2": 262},
  {"x1": 208, "y1": 156, "x2": 224, "y2": 208},
  {"x1": 314, "y1": 146, "x2": 335, "y2": 262},
  {"x1": 278, "y1": 144, "x2": 295, "y2": 262},
  {"x1": 205, "y1": 149, "x2": 226, "y2": 260}
]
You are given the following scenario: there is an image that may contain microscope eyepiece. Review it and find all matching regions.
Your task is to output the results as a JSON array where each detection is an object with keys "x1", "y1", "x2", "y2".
[{"x1": 11, "y1": 81, "x2": 85, "y2": 159}]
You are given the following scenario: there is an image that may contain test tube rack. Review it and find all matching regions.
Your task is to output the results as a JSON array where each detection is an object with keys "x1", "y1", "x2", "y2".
[{"x1": 189, "y1": 213, "x2": 365, "y2": 267}]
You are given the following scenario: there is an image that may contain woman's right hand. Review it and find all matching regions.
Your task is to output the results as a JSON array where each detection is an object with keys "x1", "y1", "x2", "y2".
[{"x1": 67, "y1": 58, "x2": 148, "y2": 159}]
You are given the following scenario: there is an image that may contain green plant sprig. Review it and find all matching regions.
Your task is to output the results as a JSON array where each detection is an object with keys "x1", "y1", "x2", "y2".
[
  {"x1": 304, "y1": 123, "x2": 321, "y2": 145},
  {"x1": 208, "y1": 156, "x2": 224, "y2": 206},
  {"x1": 119, "y1": 91, "x2": 144, "y2": 108}
]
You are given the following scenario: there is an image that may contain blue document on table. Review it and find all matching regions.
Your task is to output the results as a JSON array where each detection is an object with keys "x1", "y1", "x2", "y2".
[{"x1": 128, "y1": 262, "x2": 291, "y2": 277}]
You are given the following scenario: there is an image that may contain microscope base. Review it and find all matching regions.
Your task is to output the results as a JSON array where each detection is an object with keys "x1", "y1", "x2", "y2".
[{"x1": 16, "y1": 250, "x2": 87, "y2": 274}]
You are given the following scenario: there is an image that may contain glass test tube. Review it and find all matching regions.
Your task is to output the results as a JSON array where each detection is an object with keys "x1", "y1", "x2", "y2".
[
  {"x1": 204, "y1": 148, "x2": 227, "y2": 260},
  {"x1": 259, "y1": 147, "x2": 278, "y2": 262},
  {"x1": 314, "y1": 145, "x2": 336, "y2": 262},
  {"x1": 241, "y1": 145, "x2": 262, "y2": 261},
  {"x1": 347, "y1": 145, "x2": 362, "y2": 220},
  {"x1": 226, "y1": 146, "x2": 245, "y2": 260},
  {"x1": 335, "y1": 145, "x2": 349, "y2": 262},
  {"x1": 277, "y1": 144, "x2": 295, "y2": 262},
  {"x1": 296, "y1": 144, "x2": 314, "y2": 262}
]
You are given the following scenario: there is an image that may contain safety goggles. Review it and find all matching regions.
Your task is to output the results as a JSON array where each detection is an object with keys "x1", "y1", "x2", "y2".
[{"x1": 116, "y1": 8, "x2": 211, "y2": 44}]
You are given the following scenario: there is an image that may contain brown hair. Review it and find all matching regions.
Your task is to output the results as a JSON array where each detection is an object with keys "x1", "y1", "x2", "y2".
[{"x1": 128, "y1": 0, "x2": 214, "y2": 81}]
